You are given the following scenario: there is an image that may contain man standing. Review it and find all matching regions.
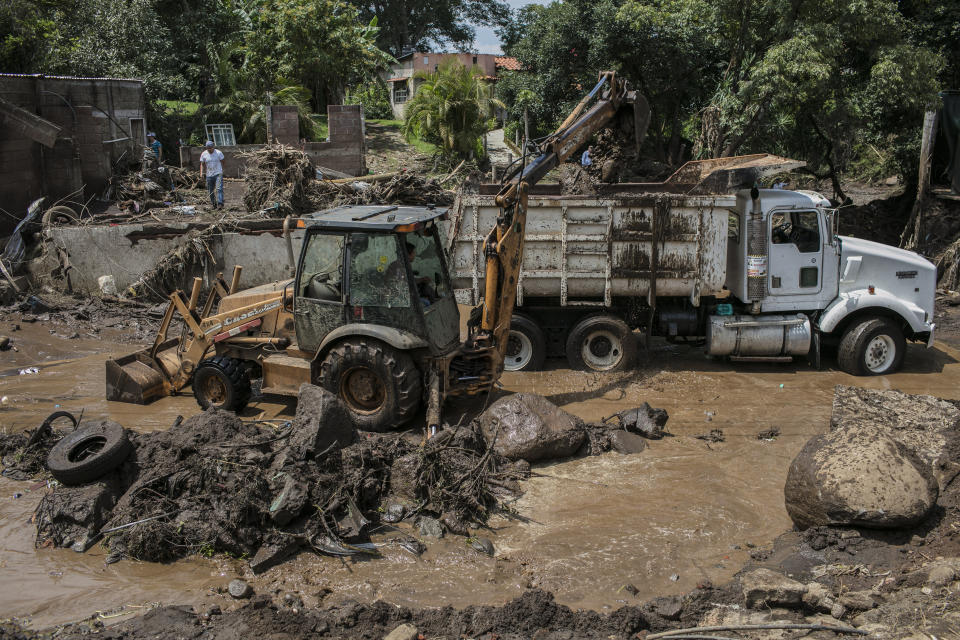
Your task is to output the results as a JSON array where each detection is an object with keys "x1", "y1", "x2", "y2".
[
  {"x1": 147, "y1": 132, "x2": 162, "y2": 162},
  {"x1": 200, "y1": 140, "x2": 225, "y2": 209}
]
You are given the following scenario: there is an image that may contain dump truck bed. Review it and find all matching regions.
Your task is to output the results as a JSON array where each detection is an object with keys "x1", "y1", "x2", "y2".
[{"x1": 447, "y1": 190, "x2": 735, "y2": 307}]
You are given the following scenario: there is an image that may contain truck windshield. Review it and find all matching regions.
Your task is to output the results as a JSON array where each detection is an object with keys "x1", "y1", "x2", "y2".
[{"x1": 404, "y1": 229, "x2": 451, "y2": 308}]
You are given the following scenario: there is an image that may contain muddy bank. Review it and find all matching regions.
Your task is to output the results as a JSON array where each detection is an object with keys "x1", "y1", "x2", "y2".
[{"x1": 16, "y1": 385, "x2": 960, "y2": 639}]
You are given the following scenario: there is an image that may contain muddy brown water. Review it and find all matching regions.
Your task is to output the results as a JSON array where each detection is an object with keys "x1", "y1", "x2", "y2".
[{"x1": 2, "y1": 311, "x2": 960, "y2": 627}]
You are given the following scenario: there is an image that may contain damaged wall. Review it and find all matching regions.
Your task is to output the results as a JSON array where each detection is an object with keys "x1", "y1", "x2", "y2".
[
  {"x1": 179, "y1": 105, "x2": 366, "y2": 178},
  {"x1": 0, "y1": 74, "x2": 147, "y2": 236},
  {"x1": 43, "y1": 222, "x2": 306, "y2": 295}
]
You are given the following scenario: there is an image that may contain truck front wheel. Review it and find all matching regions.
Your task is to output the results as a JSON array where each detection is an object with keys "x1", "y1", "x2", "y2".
[
  {"x1": 837, "y1": 318, "x2": 905, "y2": 376},
  {"x1": 565, "y1": 314, "x2": 636, "y2": 372},
  {"x1": 318, "y1": 340, "x2": 422, "y2": 432}
]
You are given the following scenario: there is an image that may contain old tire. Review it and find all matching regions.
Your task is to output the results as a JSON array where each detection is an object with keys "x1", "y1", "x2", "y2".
[
  {"x1": 504, "y1": 314, "x2": 546, "y2": 372},
  {"x1": 837, "y1": 318, "x2": 905, "y2": 376},
  {"x1": 47, "y1": 420, "x2": 130, "y2": 485},
  {"x1": 193, "y1": 356, "x2": 251, "y2": 412},
  {"x1": 318, "y1": 340, "x2": 421, "y2": 432},
  {"x1": 565, "y1": 314, "x2": 636, "y2": 372}
]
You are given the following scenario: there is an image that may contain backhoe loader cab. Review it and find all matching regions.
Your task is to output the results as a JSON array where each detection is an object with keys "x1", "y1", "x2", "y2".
[{"x1": 292, "y1": 204, "x2": 459, "y2": 357}]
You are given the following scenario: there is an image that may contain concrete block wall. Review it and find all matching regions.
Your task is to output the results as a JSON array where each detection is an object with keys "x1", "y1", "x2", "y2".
[
  {"x1": 180, "y1": 104, "x2": 366, "y2": 178},
  {"x1": 0, "y1": 75, "x2": 146, "y2": 235},
  {"x1": 266, "y1": 105, "x2": 299, "y2": 145}
]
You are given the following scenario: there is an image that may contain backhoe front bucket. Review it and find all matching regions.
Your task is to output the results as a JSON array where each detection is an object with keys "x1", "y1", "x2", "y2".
[{"x1": 105, "y1": 338, "x2": 179, "y2": 404}]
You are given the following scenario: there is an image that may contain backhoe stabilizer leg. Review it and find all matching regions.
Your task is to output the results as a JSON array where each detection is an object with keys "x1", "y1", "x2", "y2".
[{"x1": 425, "y1": 370, "x2": 442, "y2": 438}]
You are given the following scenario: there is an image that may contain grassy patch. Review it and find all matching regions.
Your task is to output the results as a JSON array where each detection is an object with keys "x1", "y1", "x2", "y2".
[
  {"x1": 310, "y1": 114, "x2": 329, "y2": 140},
  {"x1": 158, "y1": 100, "x2": 199, "y2": 115},
  {"x1": 367, "y1": 118, "x2": 403, "y2": 128}
]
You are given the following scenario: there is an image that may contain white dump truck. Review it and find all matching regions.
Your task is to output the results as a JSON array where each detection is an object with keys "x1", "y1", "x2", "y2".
[{"x1": 448, "y1": 184, "x2": 936, "y2": 375}]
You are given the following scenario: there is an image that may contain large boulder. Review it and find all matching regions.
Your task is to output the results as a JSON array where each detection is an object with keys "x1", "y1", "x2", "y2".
[
  {"x1": 831, "y1": 385, "x2": 960, "y2": 488},
  {"x1": 288, "y1": 384, "x2": 356, "y2": 460},
  {"x1": 784, "y1": 424, "x2": 938, "y2": 529},
  {"x1": 479, "y1": 393, "x2": 586, "y2": 462}
]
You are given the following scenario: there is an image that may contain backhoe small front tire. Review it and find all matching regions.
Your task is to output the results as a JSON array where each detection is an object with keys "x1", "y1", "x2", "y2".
[
  {"x1": 318, "y1": 340, "x2": 421, "y2": 432},
  {"x1": 193, "y1": 356, "x2": 251, "y2": 412}
]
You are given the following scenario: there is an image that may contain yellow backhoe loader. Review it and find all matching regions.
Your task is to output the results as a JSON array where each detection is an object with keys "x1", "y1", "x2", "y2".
[{"x1": 106, "y1": 72, "x2": 648, "y2": 431}]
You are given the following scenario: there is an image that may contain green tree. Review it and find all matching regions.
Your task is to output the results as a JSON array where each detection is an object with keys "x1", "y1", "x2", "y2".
[
  {"x1": 350, "y1": 0, "x2": 510, "y2": 57},
  {"x1": 204, "y1": 41, "x2": 323, "y2": 143},
  {"x1": 345, "y1": 80, "x2": 393, "y2": 120},
  {"x1": 247, "y1": 0, "x2": 393, "y2": 111},
  {"x1": 404, "y1": 60, "x2": 504, "y2": 159}
]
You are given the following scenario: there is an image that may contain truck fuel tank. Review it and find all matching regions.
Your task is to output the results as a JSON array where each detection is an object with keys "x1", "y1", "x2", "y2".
[{"x1": 705, "y1": 313, "x2": 811, "y2": 357}]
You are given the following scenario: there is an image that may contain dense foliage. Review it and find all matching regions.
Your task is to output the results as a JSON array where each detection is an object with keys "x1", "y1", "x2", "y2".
[
  {"x1": 497, "y1": 0, "x2": 957, "y2": 191},
  {"x1": 404, "y1": 61, "x2": 504, "y2": 159}
]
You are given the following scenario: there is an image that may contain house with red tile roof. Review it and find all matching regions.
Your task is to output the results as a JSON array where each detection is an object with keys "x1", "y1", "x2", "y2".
[{"x1": 381, "y1": 52, "x2": 522, "y2": 119}]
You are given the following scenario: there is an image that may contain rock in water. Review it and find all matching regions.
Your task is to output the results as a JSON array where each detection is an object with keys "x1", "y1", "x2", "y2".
[
  {"x1": 784, "y1": 425, "x2": 938, "y2": 529},
  {"x1": 288, "y1": 384, "x2": 356, "y2": 459},
  {"x1": 228, "y1": 579, "x2": 252, "y2": 599},
  {"x1": 609, "y1": 430, "x2": 648, "y2": 454},
  {"x1": 479, "y1": 393, "x2": 586, "y2": 462}
]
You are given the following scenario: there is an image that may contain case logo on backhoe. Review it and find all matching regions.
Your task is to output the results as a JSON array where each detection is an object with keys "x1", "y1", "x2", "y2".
[{"x1": 204, "y1": 300, "x2": 281, "y2": 335}]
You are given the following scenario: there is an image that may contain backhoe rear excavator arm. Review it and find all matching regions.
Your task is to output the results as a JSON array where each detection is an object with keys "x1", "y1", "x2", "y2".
[{"x1": 468, "y1": 71, "x2": 649, "y2": 378}]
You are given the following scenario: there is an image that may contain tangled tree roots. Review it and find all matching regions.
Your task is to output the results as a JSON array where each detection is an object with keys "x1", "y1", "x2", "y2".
[{"x1": 243, "y1": 144, "x2": 454, "y2": 216}]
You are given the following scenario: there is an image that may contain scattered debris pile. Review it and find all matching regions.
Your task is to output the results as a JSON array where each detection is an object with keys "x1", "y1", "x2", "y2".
[
  {"x1": 34, "y1": 385, "x2": 527, "y2": 569},
  {"x1": 0, "y1": 411, "x2": 76, "y2": 481},
  {"x1": 112, "y1": 162, "x2": 206, "y2": 217},
  {"x1": 124, "y1": 224, "x2": 225, "y2": 299},
  {"x1": 242, "y1": 145, "x2": 454, "y2": 216}
]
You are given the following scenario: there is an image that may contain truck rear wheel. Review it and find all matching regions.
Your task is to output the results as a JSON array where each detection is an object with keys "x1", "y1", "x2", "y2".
[
  {"x1": 837, "y1": 317, "x2": 905, "y2": 376},
  {"x1": 318, "y1": 340, "x2": 421, "y2": 432},
  {"x1": 504, "y1": 314, "x2": 546, "y2": 372},
  {"x1": 565, "y1": 314, "x2": 636, "y2": 372},
  {"x1": 193, "y1": 356, "x2": 252, "y2": 412}
]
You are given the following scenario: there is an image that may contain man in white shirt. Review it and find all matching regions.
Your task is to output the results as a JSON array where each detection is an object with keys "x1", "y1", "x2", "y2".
[{"x1": 200, "y1": 140, "x2": 226, "y2": 209}]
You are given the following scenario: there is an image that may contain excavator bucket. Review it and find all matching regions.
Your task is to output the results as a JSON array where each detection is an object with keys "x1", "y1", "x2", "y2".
[{"x1": 105, "y1": 338, "x2": 180, "y2": 404}]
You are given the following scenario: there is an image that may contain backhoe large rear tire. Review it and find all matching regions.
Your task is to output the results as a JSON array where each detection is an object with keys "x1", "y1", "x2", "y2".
[
  {"x1": 193, "y1": 356, "x2": 252, "y2": 412},
  {"x1": 319, "y1": 340, "x2": 421, "y2": 432}
]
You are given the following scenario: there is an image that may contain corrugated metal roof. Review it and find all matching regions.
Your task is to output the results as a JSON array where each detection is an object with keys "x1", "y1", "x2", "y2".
[{"x1": 0, "y1": 73, "x2": 143, "y2": 83}]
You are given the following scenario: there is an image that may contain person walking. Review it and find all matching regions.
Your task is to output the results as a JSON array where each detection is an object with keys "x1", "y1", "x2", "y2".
[
  {"x1": 147, "y1": 132, "x2": 162, "y2": 162},
  {"x1": 200, "y1": 140, "x2": 225, "y2": 209}
]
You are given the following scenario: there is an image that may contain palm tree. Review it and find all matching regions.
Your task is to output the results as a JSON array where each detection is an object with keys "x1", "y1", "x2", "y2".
[{"x1": 403, "y1": 60, "x2": 505, "y2": 159}]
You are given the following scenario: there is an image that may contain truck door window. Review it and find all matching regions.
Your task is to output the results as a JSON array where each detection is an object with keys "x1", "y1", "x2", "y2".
[
  {"x1": 405, "y1": 230, "x2": 450, "y2": 308},
  {"x1": 299, "y1": 233, "x2": 344, "y2": 301},
  {"x1": 349, "y1": 233, "x2": 411, "y2": 308},
  {"x1": 771, "y1": 211, "x2": 820, "y2": 253}
]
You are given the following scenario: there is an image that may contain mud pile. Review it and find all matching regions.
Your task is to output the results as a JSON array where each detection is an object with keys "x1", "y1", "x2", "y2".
[
  {"x1": 0, "y1": 411, "x2": 76, "y2": 480},
  {"x1": 242, "y1": 144, "x2": 453, "y2": 216},
  {"x1": 34, "y1": 387, "x2": 526, "y2": 569}
]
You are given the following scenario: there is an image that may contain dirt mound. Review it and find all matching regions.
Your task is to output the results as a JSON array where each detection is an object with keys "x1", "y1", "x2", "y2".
[
  {"x1": 34, "y1": 389, "x2": 525, "y2": 568},
  {"x1": 242, "y1": 145, "x2": 453, "y2": 216}
]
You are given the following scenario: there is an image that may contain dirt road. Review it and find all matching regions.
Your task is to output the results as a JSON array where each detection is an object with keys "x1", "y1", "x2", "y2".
[{"x1": 1, "y1": 307, "x2": 958, "y2": 627}]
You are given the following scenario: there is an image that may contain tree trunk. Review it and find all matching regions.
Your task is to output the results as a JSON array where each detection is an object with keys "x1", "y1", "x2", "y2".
[{"x1": 523, "y1": 106, "x2": 529, "y2": 145}]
